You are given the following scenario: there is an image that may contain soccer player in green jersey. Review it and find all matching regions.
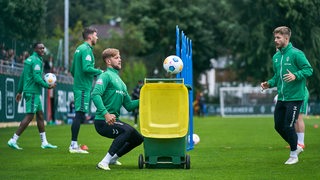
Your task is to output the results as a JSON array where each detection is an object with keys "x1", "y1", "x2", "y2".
[
  {"x1": 69, "y1": 27, "x2": 103, "y2": 153},
  {"x1": 261, "y1": 26, "x2": 313, "y2": 165},
  {"x1": 8, "y1": 42, "x2": 57, "y2": 150},
  {"x1": 92, "y1": 48, "x2": 143, "y2": 171}
]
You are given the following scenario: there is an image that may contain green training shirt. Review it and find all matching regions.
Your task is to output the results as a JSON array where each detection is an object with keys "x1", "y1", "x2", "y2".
[
  {"x1": 268, "y1": 42, "x2": 313, "y2": 101},
  {"x1": 70, "y1": 42, "x2": 102, "y2": 91},
  {"x1": 17, "y1": 52, "x2": 49, "y2": 94},
  {"x1": 91, "y1": 68, "x2": 139, "y2": 120}
]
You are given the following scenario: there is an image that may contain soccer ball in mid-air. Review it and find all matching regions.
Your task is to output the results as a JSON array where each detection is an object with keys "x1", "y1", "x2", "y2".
[
  {"x1": 44, "y1": 73, "x2": 57, "y2": 85},
  {"x1": 163, "y1": 55, "x2": 183, "y2": 74},
  {"x1": 188, "y1": 133, "x2": 200, "y2": 145}
]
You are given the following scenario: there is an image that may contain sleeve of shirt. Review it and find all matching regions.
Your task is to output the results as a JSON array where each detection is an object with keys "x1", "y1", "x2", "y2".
[
  {"x1": 123, "y1": 91, "x2": 139, "y2": 112},
  {"x1": 293, "y1": 51, "x2": 313, "y2": 80},
  {"x1": 32, "y1": 61, "x2": 49, "y2": 88},
  {"x1": 70, "y1": 58, "x2": 75, "y2": 77},
  {"x1": 91, "y1": 75, "x2": 109, "y2": 116},
  {"x1": 268, "y1": 75, "x2": 277, "y2": 88},
  {"x1": 17, "y1": 69, "x2": 24, "y2": 93},
  {"x1": 267, "y1": 62, "x2": 278, "y2": 88},
  {"x1": 81, "y1": 49, "x2": 102, "y2": 76}
]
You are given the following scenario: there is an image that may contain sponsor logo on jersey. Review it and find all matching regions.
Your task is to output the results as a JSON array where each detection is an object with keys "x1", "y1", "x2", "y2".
[
  {"x1": 116, "y1": 90, "x2": 126, "y2": 95},
  {"x1": 85, "y1": 55, "x2": 92, "y2": 61}
]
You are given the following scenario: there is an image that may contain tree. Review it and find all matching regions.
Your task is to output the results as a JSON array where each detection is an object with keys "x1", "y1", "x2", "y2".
[
  {"x1": 2, "y1": 0, "x2": 320, "y2": 99},
  {"x1": 218, "y1": 0, "x2": 320, "y2": 98},
  {"x1": 216, "y1": 0, "x2": 285, "y2": 83},
  {"x1": 278, "y1": 0, "x2": 320, "y2": 98},
  {"x1": 121, "y1": 60, "x2": 147, "y2": 94},
  {"x1": 0, "y1": 0, "x2": 47, "y2": 40},
  {"x1": 124, "y1": 0, "x2": 224, "y2": 86},
  {"x1": 93, "y1": 23, "x2": 149, "y2": 70}
]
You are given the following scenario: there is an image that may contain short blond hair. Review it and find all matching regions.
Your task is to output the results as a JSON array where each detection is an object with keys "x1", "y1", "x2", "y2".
[
  {"x1": 102, "y1": 48, "x2": 119, "y2": 60},
  {"x1": 273, "y1": 26, "x2": 291, "y2": 38}
]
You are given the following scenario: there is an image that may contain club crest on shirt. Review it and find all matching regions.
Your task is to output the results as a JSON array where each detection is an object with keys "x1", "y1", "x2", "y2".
[
  {"x1": 85, "y1": 55, "x2": 92, "y2": 61},
  {"x1": 96, "y1": 78, "x2": 103, "y2": 85},
  {"x1": 34, "y1": 64, "x2": 40, "y2": 70}
]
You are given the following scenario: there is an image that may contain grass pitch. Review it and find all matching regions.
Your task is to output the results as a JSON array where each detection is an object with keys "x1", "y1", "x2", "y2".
[{"x1": 1, "y1": 116, "x2": 320, "y2": 179}]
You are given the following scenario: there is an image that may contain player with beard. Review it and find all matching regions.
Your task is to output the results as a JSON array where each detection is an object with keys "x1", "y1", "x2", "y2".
[
  {"x1": 69, "y1": 27, "x2": 103, "y2": 153},
  {"x1": 92, "y1": 48, "x2": 144, "y2": 170},
  {"x1": 261, "y1": 26, "x2": 313, "y2": 164}
]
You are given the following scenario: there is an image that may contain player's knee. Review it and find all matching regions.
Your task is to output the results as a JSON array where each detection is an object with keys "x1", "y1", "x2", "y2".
[
  {"x1": 125, "y1": 127, "x2": 135, "y2": 135},
  {"x1": 137, "y1": 136, "x2": 144, "y2": 145},
  {"x1": 25, "y1": 114, "x2": 35, "y2": 121},
  {"x1": 75, "y1": 111, "x2": 86, "y2": 122},
  {"x1": 135, "y1": 133, "x2": 144, "y2": 145}
]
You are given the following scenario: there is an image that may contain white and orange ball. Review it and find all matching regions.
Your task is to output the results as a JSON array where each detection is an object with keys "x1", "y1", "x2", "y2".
[
  {"x1": 188, "y1": 133, "x2": 200, "y2": 145},
  {"x1": 44, "y1": 73, "x2": 57, "y2": 85}
]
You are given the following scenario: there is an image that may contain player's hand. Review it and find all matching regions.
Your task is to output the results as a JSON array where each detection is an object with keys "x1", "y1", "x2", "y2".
[
  {"x1": 16, "y1": 93, "x2": 22, "y2": 102},
  {"x1": 94, "y1": 70, "x2": 104, "y2": 77},
  {"x1": 49, "y1": 83, "x2": 56, "y2": 89},
  {"x1": 283, "y1": 69, "x2": 296, "y2": 82},
  {"x1": 104, "y1": 113, "x2": 116, "y2": 125},
  {"x1": 260, "y1": 81, "x2": 269, "y2": 90}
]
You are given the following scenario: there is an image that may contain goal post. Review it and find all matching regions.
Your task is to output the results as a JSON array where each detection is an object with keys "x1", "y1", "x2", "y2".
[{"x1": 219, "y1": 86, "x2": 277, "y2": 117}]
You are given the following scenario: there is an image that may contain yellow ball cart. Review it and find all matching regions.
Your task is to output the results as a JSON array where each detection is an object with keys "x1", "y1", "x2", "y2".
[{"x1": 138, "y1": 78, "x2": 190, "y2": 169}]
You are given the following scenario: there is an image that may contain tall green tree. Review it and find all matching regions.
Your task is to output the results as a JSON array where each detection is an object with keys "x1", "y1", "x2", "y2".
[
  {"x1": 124, "y1": 0, "x2": 223, "y2": 81},
  {"x1": 45, "y1": 0, "x2": 130, "y2": 37},
  {"x1": 278, "y1": 0, "x2": 320, "y2": 97},
  {"x1": 218, "y1": 0, "x2": 320, "y2": 97},
  {"x1": 2, "y1": 0, "x2": 320, "y2": 98},
  {"x1": 121, "y1": 60, "x2": 147, "y2": 94},
  {"x1": 0, "y1": 0, "x2": 47, "y2": 40},
  {"x1": 216, "y1": 0, "x2": 285, "y2": 83}
]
